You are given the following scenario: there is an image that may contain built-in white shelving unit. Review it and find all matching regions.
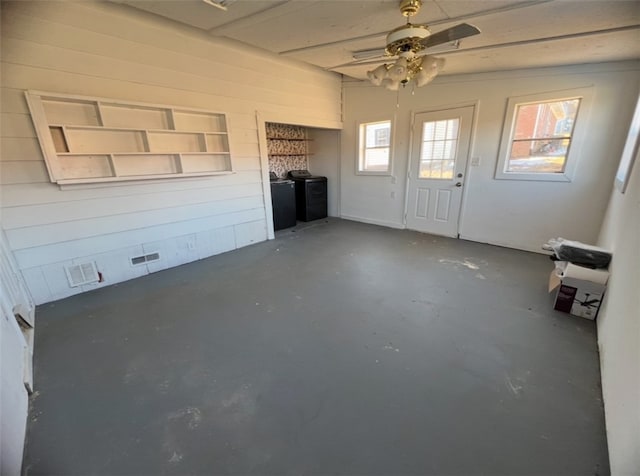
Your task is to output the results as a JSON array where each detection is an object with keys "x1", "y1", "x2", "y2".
[{"x1": 25, "y1": 91, "x2": 233, "y2": 185}]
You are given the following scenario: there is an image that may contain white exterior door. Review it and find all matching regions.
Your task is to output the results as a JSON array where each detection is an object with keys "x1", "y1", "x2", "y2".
[{"x1": 405, "y1": 106, "x2": 474, "y2": 237}]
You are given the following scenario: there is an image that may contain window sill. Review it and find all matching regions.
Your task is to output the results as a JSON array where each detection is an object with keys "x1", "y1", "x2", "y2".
[
  {"x1": 494, "y1": 171, "x2": 571, "y2": 182},
  {"x1": 356, "y1": 170, "x2": 393, "y2": 176}
]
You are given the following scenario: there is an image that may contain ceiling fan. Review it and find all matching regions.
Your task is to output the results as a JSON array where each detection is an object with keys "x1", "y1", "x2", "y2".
[{"x1": 356, "y1": 0, "x2": 481, "y2": 90}]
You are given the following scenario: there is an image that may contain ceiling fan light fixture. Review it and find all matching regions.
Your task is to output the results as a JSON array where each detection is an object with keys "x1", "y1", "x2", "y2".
[
  {"x1": 415, "y1": 56, "x2": 445, "y2": 87},
  {"x1": 381, "y1": 78, "x2": 401, "y2": 91},
  {"x1": 385, "y1": 24, "x2": 430, "y2": 57},
  {"x1": 362, "y1": 0, "x2": 478, "y2": 91},
  {"x1": 367, "y1": 64, "x2": 390, "y2": 86},
  {"x1": 388, "y1": 57, "x2": 409, "y2": 82},
  {"x1": 399, "y1": 0, "x2": 423, "y2": 18}
]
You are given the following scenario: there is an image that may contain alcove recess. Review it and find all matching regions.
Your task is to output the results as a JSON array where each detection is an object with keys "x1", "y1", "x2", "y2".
[
  {"x1": 25, "y1": 91, "x2": 233, "y2": 185},
  {"x1": 266, "y1": 122, "x2": 313, "y2": 178}
]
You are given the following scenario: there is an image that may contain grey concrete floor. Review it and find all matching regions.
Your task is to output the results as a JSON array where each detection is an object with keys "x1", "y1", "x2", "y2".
[{"x1": 24, "y1": 218, "x2": 609, "y2": 475}]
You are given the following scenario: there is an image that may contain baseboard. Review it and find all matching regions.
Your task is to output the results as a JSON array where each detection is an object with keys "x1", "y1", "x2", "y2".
[
  {"x1": 458, "y1": 233, "x2": 547, "y2": 255},
  {"x1": 340, "y1": 214, "x2": 405, "y2": 230}
]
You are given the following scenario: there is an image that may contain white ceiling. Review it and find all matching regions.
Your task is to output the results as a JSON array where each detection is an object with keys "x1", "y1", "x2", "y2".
[{"x1": 112, "y1": 0, "x2": 640, "y2": 80}]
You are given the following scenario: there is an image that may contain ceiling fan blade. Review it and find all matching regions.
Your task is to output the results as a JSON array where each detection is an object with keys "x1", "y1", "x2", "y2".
[
  {"x1": 352, "y1": 47, "x2": 388, "y2": 60},
  {"x1": 422, "y1": 23, "x2": 480, "y2": 49}
]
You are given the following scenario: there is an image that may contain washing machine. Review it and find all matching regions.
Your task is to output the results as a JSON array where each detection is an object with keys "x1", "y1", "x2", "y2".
[{"x1": 287, "y1": 170, "x2": 328, "y2": 222}]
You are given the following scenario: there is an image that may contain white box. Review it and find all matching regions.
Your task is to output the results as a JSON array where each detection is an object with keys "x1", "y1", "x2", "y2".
[{"x1": 548, "y1": 263, "x2": 609, "y2": 320}]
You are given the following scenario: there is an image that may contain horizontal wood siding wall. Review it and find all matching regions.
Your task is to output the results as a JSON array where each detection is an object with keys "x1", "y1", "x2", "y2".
[
  {"x1": 0, "y1": 228, "x2": 34, "y2": 474},
  {"x1": 0, "y1": 0, "x2": 342, "y2": 304}
]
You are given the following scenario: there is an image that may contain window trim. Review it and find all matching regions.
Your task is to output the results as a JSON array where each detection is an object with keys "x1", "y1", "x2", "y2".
[
  {"x1": 356, "y1": 119, "x2": 393, "y2": 176},
  {"x1": 615, "y1": 94, "x2": 640, "y2": 193},
  {"x1": 495, "y1": 87, "x2": 594, "y2": 182}
]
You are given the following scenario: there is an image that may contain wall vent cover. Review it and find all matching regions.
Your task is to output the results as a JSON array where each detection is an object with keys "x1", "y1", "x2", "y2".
[
  {"x1": 65, "y1": 262, "x2": 99, "y2": 287},
  {"x1": 131, "y1": 252, "x2": 160, "y2": 266}
]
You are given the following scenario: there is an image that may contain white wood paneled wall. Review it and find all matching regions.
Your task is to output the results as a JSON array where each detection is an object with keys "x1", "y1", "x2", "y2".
[
  {"x1": 0, "y1": 228, "x2": 34, "y2": 475},
  {"x1": 340, "y1": 62, "x2": 640, "y2": 252},
  {"x1": 597, "y1": 135, "x2": 640, "y2": 475},
  {"x1": 0, "y1": 1, "x2": 342, "y2": 304}
]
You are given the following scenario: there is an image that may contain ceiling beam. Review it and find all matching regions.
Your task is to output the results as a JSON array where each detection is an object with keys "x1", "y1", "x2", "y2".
[
  {"x1": 207, "y1": 0, "x2": 314, "y2": 35},
  {"x1": 278, "y1": 0, "x2": 553, "y2": 56}
]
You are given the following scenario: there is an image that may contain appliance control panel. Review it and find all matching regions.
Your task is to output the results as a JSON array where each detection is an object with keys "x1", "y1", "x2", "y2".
[{"x1": 288, "y1": 170, "x2": 312, "y2": 179}]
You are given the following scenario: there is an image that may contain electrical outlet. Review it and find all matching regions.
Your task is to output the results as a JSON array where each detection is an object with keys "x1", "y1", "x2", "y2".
[
  {"x1": 390, "y1": 191, "x2": 396, "y2": 199},
  {"x1": 391, "y1": 176, "x2": 397, "y2": 184},
  {"x1": 471, "y1": 156, "x2": 480, "y2": 166}
]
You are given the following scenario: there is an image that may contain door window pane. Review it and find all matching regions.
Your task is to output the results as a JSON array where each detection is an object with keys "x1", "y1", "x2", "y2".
[{"x1": 419, "y1": 118, "x2": 459, "y2": 179}]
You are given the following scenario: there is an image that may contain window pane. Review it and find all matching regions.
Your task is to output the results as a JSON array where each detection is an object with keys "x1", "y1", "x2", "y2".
[
  {"x1": 434, "y1": 121, "x2": 447, "y2": 141},
  {"x1": 419, "y1": 160, "x2": 432, "y2": 177},
  {"x1": 443, "y1": 139, "x2": 455, "y2": 158},
  {"x1": 360, "y1": 120, "x2": 391, "y2": 172},
  {"x1": 422, "y1": 142, "x2": 433, "y2": 161},
  {"x1": 423, "y1": 122, "x2": 435, "y2": 141},
  {"x1": 443, "y1": 159, "x2": 455, "y2": 177},
  {"x1": 364, "y1": 147, "x2": 390, "y2": 171},
  {"x1": 432, "y1": 162, "x2": 442, "y2": 179},
  {"x1": 513, "y1": 99, "x2": 580, "y2": 140},
  {"x1": 366, "y1": 123, "x2": 390, "y2": 147},
  {"x1": 506, "y1": 138, "x2": 571, "y2": 173},
  {"x1": 446, "y1": 120, "x2": 459, "y2": 140},
  {"x1": 419, "y1": 118, "x2": 459, "y2": 179}
]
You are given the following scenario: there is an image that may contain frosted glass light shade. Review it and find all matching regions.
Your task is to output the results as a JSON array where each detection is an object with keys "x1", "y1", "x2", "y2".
[
  {"x1": 388, "y1": 57, "x2": 409, "y2": 82},
  {"x1": 367, "y1": 64, "x2": 389, "y2": 86},
  {"x1": 415, "y1": 56, "x2": 445, "y2": 87},
  {"x1": 381, "y1": 78, "x2": 400, "y2": 91}
]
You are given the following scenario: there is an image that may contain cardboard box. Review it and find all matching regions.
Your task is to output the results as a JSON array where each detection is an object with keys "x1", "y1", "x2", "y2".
[{"x1": 548, "y1": 263, "x2": 609, "y2": 320}]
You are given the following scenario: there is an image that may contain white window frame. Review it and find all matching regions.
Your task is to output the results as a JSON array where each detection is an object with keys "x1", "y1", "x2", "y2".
[
  {"x1": 357, "y1": 119, "x2": 393, "y2": 175},
  {"x1": 495, "y1": 87, "x2": 593, "y2": 182},
  {"x1": 615, "y1": 94, "x2": 640, "y2": 193}
]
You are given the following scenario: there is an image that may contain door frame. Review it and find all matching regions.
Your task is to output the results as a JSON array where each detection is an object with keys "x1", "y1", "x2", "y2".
[
  {"x1": 402, "y1": 101, "x2": 480, "y2": 237},
  {"x1": 256, "y1": 111, "x2": 342, "y2": 239}
]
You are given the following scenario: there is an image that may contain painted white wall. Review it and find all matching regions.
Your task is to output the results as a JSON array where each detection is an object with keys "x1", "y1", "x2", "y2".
[
  {"x1": 597, "y1": 143, "x2": 640, "y2": 474},
  {"x1": 0, "y1": 0, "x2": 342, "y2": 304},
  {"x1": 0, "y1": 228, "x2": 35, "y2": 476},
  {"x1": 309, "y1": 129, "x2": 341, "y2": 217},
  {"x1": 341, "y1": 62, "x2": 640, "y2": 252}
]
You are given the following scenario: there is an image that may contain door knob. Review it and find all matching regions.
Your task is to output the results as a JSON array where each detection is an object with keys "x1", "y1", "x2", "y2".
[
  {"x1": 457, "y1": 173, "x2": 463, "y2": 178},
  {"x1": 455, "y1": 182, "x2": 462, "y2": 187}
]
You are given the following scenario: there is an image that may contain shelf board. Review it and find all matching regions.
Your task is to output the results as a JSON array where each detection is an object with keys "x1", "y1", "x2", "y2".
[
  {"x1": 50, "y1": 124, "x2": 228, "y2": 135},
  {"x1": 57, "y1": 151, "x2": 230, "y2": 156},
  {"x1": 59, "y1": 124, "x2": 146, "y2": 133},
  {"x1": 56, "y1": 170, "x2": 234, "y2": 185},
  {"x1": 267, "y1": 137, "x2": 312, "y2": 141}
]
